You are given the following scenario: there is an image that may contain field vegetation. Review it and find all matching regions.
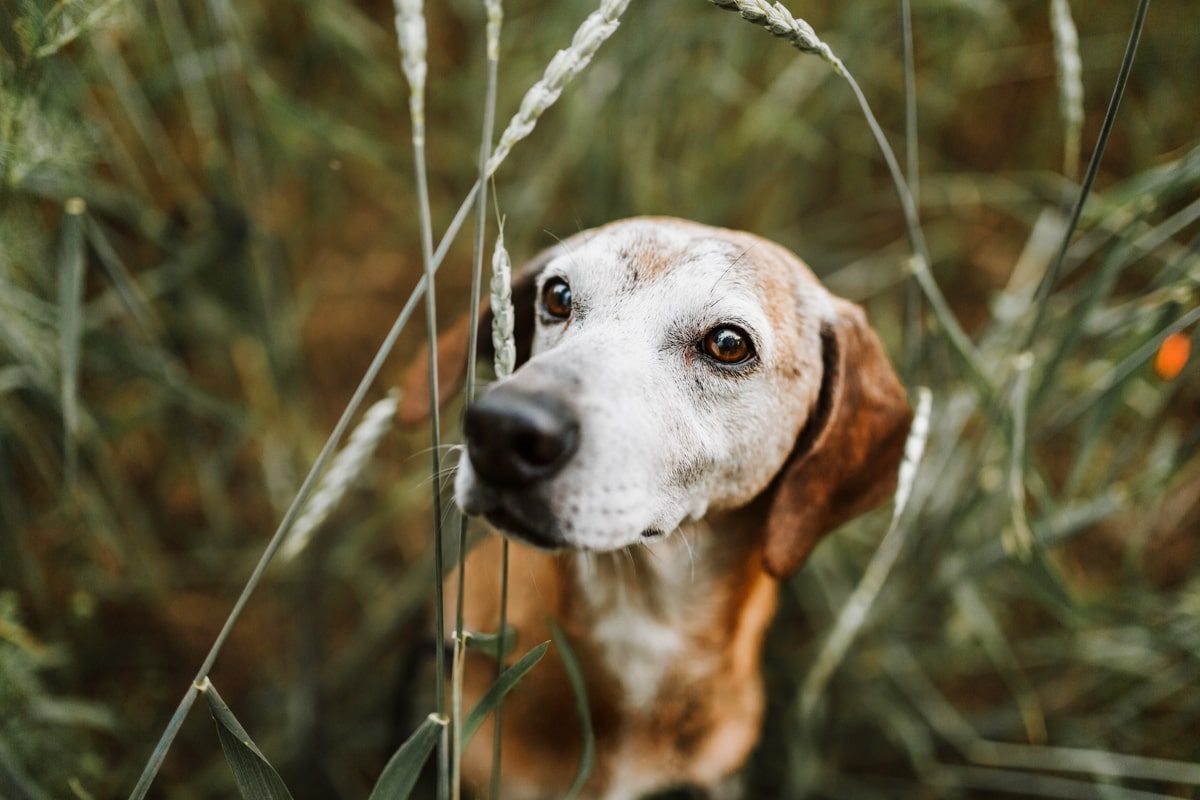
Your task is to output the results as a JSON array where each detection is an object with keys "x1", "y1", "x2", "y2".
[{"x1": 1, "y1": 0, "x2": 1198, "y2": 797}]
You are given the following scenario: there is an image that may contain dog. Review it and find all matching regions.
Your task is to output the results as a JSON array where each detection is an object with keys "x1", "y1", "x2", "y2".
[{"x1": 398, "y1": 217, "x2": 912, "y2": 799}]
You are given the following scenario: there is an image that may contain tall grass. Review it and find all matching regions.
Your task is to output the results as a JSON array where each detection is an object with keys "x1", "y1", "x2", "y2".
[{"x1": 0, "y1": 0, "x2": 1197, "y2": 798}]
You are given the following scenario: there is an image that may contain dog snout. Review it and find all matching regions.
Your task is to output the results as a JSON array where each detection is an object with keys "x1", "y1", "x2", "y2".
[{"x1": 464, "y1": 387, "x2": 579, "y2": 489}]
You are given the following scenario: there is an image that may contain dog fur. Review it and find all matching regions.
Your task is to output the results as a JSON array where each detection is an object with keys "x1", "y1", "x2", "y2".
[{"x1": 400, "y1": 217, "x2": 912, "y2": 799}]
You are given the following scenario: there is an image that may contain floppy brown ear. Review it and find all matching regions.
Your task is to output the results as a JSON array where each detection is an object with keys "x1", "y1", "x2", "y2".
[
  {"x1": 395, "y1": 249, "x2": 551, "y2": 425},
  {"x1": 763, "y1": 297, "x2": 913, "y2": 578}
]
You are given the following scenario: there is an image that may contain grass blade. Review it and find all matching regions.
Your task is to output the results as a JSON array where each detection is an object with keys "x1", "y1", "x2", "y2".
[
  {"x1": 950, "y1": 583, "x2": 1047, "y2": 744},
  {"x1": 799, "y1": 388, "x2": 932, "y2": 718},
  {"x1": 201, "y1": 680, "x2": 295, "y2": 800},
  {"x1": 709, "y1": 0, "x2": 992, "y2": 400},
  {"x1": 281, "y1": 390, "x2": 399, "y2": 561},
  {"x1": 368, "y1": 713, "x2": 448, "y2": 800},
  {"x1": 1049, "y1": 0, "x2": 1083, "y2": 179},
  {"x1": 57, "y1": 198, "x2": 86, "y2": 489},
  {"x1": 899, "y1": 0, "x2": 922, "y2": 379},
  {"x1": 462, "y1": 641, "x2": 550, "y2": 745},
  {"x1": 464, "y1": 625, "x2": 517, "y2": 661},
  {"x1": 391, "y1": 2, "x2": 449, "y2": 797},
  {"x1": 485, "y1": 0, "x2": 632, "y2": 176},
  {"x1": 968, "y1": 740, "x2": 1200, "y2": 786},
  {"x1": 491, "y1": 525, "x2": 511, "y2": 800},
  {"x1": 548, "y1": 619, "x2": 594, "y2": 800},
  {"x1": 1004, "y1": 353, "x2": 1035, "y2": 559},
  {"x1": 487, "y1": 226, "x2": 516, "y2": 799},
  {"x1": 456, "y1": 2, "x2": 503, "y2": 796},
  {"x1": 1023, "y1": 0, "x2": 1152, "y2": 349}
]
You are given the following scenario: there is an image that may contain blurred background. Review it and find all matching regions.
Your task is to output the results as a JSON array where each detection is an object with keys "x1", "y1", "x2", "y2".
[{"x1": 1, "y1": 0, "x2": 1198, "y2": 797}]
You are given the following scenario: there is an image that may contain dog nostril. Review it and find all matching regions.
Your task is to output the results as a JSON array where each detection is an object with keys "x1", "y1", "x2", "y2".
[
  {"x1": 465, "y1": 388, "x2": 579, "y2": 488},
  {"x1": 514, "y1": 431, "x2": 563, "y2": 467}
]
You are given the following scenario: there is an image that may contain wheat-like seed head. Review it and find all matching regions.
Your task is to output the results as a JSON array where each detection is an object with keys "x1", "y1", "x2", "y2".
[
  {"x1": 1049, "y1": 0, "x2": 1083, "y2": 178},
  {"x1": 486, "y1": 0, "x2": 632, "y2": 176},
  {"x1": 485, "y1": 0, "x2": 503, "y2": 61},
  {"x1": 709, "y1": 0, "x2": 843, "y2": 73},
  {"x1": 393, "y1": 0, "x2": 428, "y2": 123},
  {"x1": 490, "y1": 232, "x2": 516, "y2": 378},
  {"x1": 282, "y1": 390, "x2": 400, "y2": 561}
]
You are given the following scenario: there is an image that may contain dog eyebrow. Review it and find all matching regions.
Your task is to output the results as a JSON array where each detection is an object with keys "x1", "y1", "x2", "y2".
[
  {"x1": 704, "y1": 242, "x2": 758, "y2": 301},
  {"x1": 543, "y1": 228, "x2": 588, "y2": 276}
]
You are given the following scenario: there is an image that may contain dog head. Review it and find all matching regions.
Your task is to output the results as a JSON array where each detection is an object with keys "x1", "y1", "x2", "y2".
[{"x1": 401, "y1": 217, "x2": 911, "y2": 577}]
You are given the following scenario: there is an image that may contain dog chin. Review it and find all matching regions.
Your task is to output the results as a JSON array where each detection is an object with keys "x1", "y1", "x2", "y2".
[
  {"x1": 481, "y1": 506, "x2": 565, "y2": 551},
  {"x1": 455, "y1": 463, "x2": 667, "y2": 553},
  {"x1": 455, "y1": 467, "x2": 565, "y2": 551}
]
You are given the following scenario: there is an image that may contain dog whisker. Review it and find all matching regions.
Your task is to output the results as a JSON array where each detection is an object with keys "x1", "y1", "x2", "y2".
[
  {"x1": 623, "y1": 545, "x2": 641, "y2": 582},
  {"x1": 416, "y1": 463, "x2": 460, "y2": 489},
  {"x1": 407, "y1": 443, "x2": 465, "y2": 462},
  {"x1": 675, "y1": 523, "x2": 697, "y2": 583},
  {"x1": 638, "y1": 540, "x2": 665, "y2": 567}
]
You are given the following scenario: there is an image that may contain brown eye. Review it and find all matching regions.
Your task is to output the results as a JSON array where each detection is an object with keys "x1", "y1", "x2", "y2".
[
  {"x1": 542, "y1": 277, "x2": 572, "y2": 320},
  {"x1": 702, "y1": 326, "x2": 754, "y2": 364}
]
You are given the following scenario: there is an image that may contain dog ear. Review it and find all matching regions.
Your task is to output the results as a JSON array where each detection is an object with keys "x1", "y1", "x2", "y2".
[
  {"x1": 395, "y1": 248, "x2": 552, "y2": 425},
  {"x1": 763, "y1": 297, "x2": 913, "y2": 578}
]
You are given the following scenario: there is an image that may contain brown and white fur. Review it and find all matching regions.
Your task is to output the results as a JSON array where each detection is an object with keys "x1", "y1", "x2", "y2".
[{"x1": 399, "y1": 217, "x2": 912, "y2": 800}]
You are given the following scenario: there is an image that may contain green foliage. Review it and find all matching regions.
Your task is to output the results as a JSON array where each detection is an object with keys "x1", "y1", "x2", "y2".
[
  {"x1": 462, "y1": 624, "x2": 518, "y2": 660},
  {"x1": 461, "y1": 641, "x2": 550, "y2": 745},
  {"x1": 548, "y1": 618, "x2": 595, "y2": 800},
  {"x1": 0, "y1": 593, "x2": 110, "y2": 799},
  {"x1": 205, "y1": 681, "x2": 296, "y2": 800},
  {"x1": 367, "y1": 714, "x2": 444, "y2": 800},
  {"x1": 0, "y1": 0, "x2": 1197, "y2": 798}
]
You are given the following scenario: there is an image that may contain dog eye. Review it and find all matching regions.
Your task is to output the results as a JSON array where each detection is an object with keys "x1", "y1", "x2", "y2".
[
  {"x1": 541, "y1": 277, "x2": 572, "y2": 320},
  {"x1": 701, "y1": 326, "x2": 754, "y2": 365}
]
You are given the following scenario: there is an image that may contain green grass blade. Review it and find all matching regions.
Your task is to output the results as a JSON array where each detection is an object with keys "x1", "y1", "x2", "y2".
[
  {"x1": 899, "y1": 0, "x2": 922, "y2": 380},
  {"x1": 368, "y1": 713, "x2": 447, "y2": 800},
  {"x1": 547, "y1": 619, "x2": 594, "y2": 800},
  {"x1": 799, "y1": 388, "x2": 932, "y2": 718},
  {"x1": 462, "y1": 0, "x2": 503, "y2": 793},
  {"x1": 462, "y1": 641, "x2": 550, "y2": 745},
  {"x1": 464, "y1": 625, "x2": 518, "y2": 661},
  {"x1": 951, "y1": 583, "x2": 1047, "y2": 744},
  {"x1": 390, "y1": 4, "x2": 449, "y2": 796},
  {"x1": 1023, "y1": 0, "x2": 1152, "y2": 348},
  {"x1": 202, "y1": 681, "x2": 295, "y2": 800},
  {"x1": 57, "y1": 198, "x2": 86, "y2": 488}
]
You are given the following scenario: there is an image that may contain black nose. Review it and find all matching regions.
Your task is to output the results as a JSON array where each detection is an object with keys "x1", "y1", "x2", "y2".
[{"x1": 464, "y1": 387, "x2": 579, "y2": 489}]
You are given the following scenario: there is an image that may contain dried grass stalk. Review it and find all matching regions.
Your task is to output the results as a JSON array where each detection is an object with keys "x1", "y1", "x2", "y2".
[
  {"x1": 487, "y1": 0, "x2": 632, "y2": 174},
  {"x1": 282, "y1": 391, "x2": 399, "y2": 561},
  {"x1": 490, "y1": 231, "x2": 516, "y2": 379},
  {"x1": 1050, "y1": 0, "x2": 1084, "y2": 179}
]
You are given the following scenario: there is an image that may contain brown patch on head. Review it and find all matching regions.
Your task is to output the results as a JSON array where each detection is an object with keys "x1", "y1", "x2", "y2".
[{"x1": 616, "y1": 231, "x2": 689, "y2": 291}]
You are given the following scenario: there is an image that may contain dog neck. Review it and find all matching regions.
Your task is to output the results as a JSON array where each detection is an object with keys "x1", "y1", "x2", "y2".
[{"x1": 567, "y1": 507, "x2": 775, "y2": 709}]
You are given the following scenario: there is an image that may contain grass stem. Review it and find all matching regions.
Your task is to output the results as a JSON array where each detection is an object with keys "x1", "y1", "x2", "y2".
[
  {"x1": 391, "y1": 2, "x2": 450, "y2": 796},
  {"x1": 1023, "y1": 0, "x2": 1152, "y2": 351},
  {"x1": 799, "y1": 388, "x2": 932, "y2": 718},
  {"x1": 453, "y1": 2, "x2": 503, "y2": 797},
  {"x1": 899, "y1": 0, "x2": 922, "y2": 380},
  {"x1": 709, "y1": 0, "x2": 992, "y2": 399}
]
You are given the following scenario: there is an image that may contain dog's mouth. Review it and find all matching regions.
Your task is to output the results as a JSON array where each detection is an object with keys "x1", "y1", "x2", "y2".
[
  {"x1": 481, "y1": 504, "x2": 563, "y2": 551},
  {"x1": 458, "y1": 462, "x2": 656, "y2": 553}
]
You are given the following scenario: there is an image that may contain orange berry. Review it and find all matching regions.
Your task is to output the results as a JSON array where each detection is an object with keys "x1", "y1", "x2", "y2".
[{"x1": 1154, "y1": 332, "x2": 1191, "y2": 381}]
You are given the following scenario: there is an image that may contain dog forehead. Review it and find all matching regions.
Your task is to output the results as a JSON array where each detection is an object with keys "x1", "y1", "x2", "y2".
[{"x1": 552, "y1": 217, "x2": 813, "y2": 326}]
